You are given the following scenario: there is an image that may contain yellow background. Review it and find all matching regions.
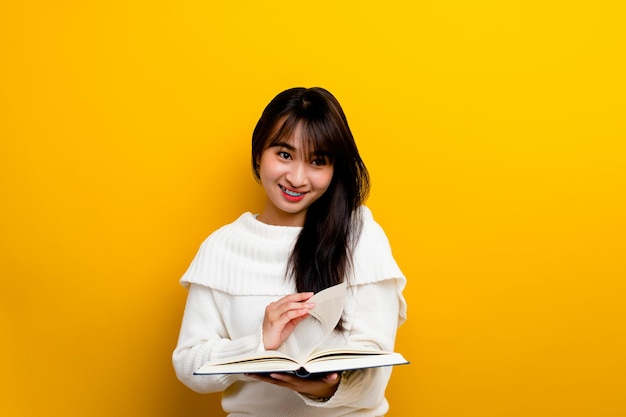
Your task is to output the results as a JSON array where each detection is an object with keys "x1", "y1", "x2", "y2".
[{"x1": 1, "y1": 1, "x2": 624, "y2": 416}]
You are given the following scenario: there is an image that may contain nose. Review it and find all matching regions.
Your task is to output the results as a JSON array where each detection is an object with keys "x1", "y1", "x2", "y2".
[{"x1": 285, "y1": 162, "x2": 306, "y2": 188}]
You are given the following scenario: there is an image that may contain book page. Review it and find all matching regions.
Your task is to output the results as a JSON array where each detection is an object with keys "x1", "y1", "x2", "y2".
[
  {"x1": 307, "y1": 281, "x2": 346, "y2": 333},
  {"x1": 303, "y1": 351, "x2": 409, "y2": 375},
  {"x1": 194, "y1": 350, "x2": 301, "y2": 375}
]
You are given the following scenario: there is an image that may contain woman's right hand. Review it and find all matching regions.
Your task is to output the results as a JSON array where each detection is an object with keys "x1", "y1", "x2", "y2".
[{"x1": 262, "y1": 292, "x2": 315, "y2": 350}]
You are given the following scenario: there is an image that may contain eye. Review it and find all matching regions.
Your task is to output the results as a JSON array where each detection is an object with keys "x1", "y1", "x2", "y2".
[
  {"x1": 278, "y1": 151, "x2": 292, "y2": 160},
  {"x1": 311, "y1": 156, "x2": 328, "y2": 166}
]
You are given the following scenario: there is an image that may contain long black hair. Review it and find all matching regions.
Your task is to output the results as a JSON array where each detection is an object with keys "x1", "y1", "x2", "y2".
[{"x1": 252, "y1": 87, "x2": 370, "y2": 294}]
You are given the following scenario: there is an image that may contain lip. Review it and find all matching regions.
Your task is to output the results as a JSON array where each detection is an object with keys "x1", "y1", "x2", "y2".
[{"x1": 279, "y1": 185, "x2": 306, "y2": 202}]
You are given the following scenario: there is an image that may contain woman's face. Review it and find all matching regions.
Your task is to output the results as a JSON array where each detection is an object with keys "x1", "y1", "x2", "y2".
[{"x1": 257, "y1": 125, "x2": 334, "y2": 227}]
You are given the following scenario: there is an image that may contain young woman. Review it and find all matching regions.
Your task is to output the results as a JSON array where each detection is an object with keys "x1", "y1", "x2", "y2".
[{"x1": 172, "y1": 87, "x2": 407, "y2": 416}]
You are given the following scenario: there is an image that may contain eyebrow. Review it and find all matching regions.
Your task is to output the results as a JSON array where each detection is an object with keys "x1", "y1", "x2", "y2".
[
  {"x1": 270, "y1": 140, "x2": 296, "y2": 151},
  {"x1": 270, "y1": 140, "x2": 330, "y2": 158}
]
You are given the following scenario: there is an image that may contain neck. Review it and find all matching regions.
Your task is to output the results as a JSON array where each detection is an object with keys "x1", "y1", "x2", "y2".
[{"x1": 257, "y1": 207, "x2": 305, "y2": 227}]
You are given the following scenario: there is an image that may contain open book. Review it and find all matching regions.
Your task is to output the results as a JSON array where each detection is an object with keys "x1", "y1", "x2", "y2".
[
  {"x1": 194, "y1": 282, "x2": 408, "y2": 377},
  {"x1": 194, "y1": 345, "x2": 408, "y2": 377}
]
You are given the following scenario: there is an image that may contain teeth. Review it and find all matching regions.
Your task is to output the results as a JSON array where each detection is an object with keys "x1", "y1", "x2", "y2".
[{"x1": 281, "y1": 186, "x2": 302, "y2": 197}]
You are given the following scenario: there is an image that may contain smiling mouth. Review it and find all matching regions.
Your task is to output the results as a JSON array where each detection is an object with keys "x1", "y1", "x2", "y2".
[{"x1": 280, "y1": 185, "x2": 305, "y2": 198}]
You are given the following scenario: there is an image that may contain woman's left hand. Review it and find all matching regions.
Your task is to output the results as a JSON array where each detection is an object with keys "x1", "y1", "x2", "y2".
[{"x1": 245, "y1": 371, "x2": 340, "y2": 399}]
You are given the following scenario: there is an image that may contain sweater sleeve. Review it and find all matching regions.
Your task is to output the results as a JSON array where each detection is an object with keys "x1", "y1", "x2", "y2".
[{"x1": 172, "y1": 284, "x2": 260, "y2": 393}]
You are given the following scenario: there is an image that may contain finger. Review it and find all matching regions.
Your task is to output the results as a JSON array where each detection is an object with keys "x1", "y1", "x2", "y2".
[
  {"x1": 271, "y1": 293, "x2": 314, "y2": 311},
  {"x1": 268, "y1": 372, "x2": 299, "y2": 382},
  {"x1": 289, "y1": 314, "x2": 309, "y2": 327},
  {"x1": 266, "y1": 301, "x2": 314, "y2": 323},
  {"x1": 283, "y1": 306, "x2": 313, "y2": 320},
  {"x1": 245, "y1": 373, "x2": 299, "y2": 389},
  {"x1": 322, "y1": 372, "x2": 339, "y2": 383}
]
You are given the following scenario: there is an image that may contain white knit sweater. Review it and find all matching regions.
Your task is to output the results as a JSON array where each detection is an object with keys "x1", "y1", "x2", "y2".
[{"x1": 172, "y1": 206, "x2": 406, "y2": 417}]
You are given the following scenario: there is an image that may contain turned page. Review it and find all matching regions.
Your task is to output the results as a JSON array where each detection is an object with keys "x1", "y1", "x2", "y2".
[
  {"x1": 287, "y1": 281, "x2": 347, "y2": 362},
  {"x1": 307, "y1": 281, "x2": 347, "y2": 330}
]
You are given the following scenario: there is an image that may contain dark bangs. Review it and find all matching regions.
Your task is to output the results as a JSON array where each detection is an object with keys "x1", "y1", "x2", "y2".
[{"x1": 265, "y1": 113, "x2": 340, "y2": 164}]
